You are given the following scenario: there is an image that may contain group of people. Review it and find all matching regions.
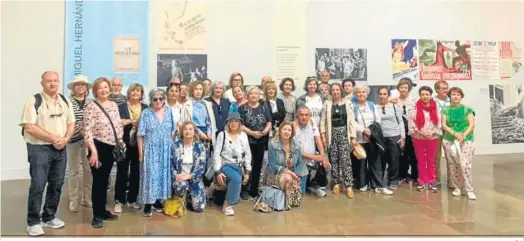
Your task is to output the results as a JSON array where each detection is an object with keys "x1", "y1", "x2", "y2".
[{"x1": 21, "y1": 70, "x2": 476, "y2": 236}]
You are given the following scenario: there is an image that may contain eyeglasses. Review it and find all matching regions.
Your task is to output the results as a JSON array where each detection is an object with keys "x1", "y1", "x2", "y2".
[
  {"x1": 152, "y1": 97, "x2": 165, "y2": 102},
  {"x1": 50, "y1": 112, "x2": 63, "y2": 118},
  {"x1": 169, "y1": 82, "x2": 180, "y2": 87},
  {"x1": 382, "y1": 106, "x2": 386, "y2": 115}
]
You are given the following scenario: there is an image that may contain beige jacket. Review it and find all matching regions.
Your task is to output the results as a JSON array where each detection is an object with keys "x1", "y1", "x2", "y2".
[{"x1": 320, "y1": 98, "x2": 357, "y2": 147}]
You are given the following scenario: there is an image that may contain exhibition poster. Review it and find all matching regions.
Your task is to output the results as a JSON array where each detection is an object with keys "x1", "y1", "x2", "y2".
[
  {"x1": 418, "y1": 39, "x2": 472, "y2": 81},
  {"x1": 63, "y1": 0, "x2": 149, "y2": 95}
]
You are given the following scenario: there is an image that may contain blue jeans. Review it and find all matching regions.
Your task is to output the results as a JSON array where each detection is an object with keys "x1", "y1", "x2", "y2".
[
  {"x1": 26, "y1": 144, "x2": 67, "y2": 226},
  {"x1": 221, "y1": 164, "x2": 242, "y2": 205},
  {"x1": 301, "y1": 175, "x2": 307, "y2": 193}
]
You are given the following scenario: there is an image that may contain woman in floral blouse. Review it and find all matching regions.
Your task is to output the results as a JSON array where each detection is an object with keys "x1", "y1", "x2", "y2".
[
  {"x1": 172, "y1": 121, "x2": 207, "y2": 212},
  {"x1": 83, "y1": 77, "x2": 124, "y2": 228}
]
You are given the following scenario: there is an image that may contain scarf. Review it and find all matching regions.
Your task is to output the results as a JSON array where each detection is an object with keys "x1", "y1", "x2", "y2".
[{"x1": 415, "y1": 99, "x2": 438, "y2": 129}]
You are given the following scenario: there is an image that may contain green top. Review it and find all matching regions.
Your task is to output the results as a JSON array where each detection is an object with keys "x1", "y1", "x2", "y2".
[{"x1": 442, "y1": 104, "x2": 475, "y2": 142}]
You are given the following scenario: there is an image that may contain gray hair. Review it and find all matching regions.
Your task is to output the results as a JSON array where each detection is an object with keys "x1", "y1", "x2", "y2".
[
  {"x1": 246, "y1": 85, "x2": 260, "y2": 96},
  {"x1": 354, "y1": 84, "x2": 370, "y2": 94},
  {"x1": 210, "y1": 80, "x2": 226, "y2": 98},
  {"x1": 297, "y1": 105, "x2": 310, "y2": 113},
  {"x1": 148, "y1": 88, "x2": 167, "y2": 106}
]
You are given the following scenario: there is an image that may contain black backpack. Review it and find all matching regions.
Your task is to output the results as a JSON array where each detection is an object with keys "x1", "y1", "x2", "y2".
[{"x1": 21, "y1": 93, "x2": 69, "y2": 136}]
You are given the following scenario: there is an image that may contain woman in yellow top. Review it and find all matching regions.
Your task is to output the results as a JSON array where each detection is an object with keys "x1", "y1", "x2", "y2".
[{"x1": 441, "y1": 87, "x2": 476, "y2": 200}]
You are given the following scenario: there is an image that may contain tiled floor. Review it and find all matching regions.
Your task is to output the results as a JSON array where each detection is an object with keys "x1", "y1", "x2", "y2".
[{"x1": 2, "y1": 154, "x2": 524, "y2": 236}]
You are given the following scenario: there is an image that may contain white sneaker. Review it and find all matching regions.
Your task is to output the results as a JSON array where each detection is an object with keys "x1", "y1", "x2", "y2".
[
  {"x1": 467, "y1": 191, "x2": 476, "y2": 200},
  {"x1": 114, "y1": 202, "x2": 123, "y2": 213},
  {"x1": 27, "y1": 224, "x2": 44, "y2": 236},
  {"x1": 452, "y1": 188, "x2": 462, "y2": 196},
  {"x1": 127, "y1": 202, "x2": 141, "y2": 209},
  {"x1": 359, "y1": 185, "x2": 368, "y2": 192},
  {"x1": 375, "y1": 188, "x2": 393, "y2": 195},
  {"x1": 222, "y1": 206, "x2": 235, "y2": 216},
  {"x1": 308, "y1": 186, "x2": 327, "y2": 197},
  {"x1": 41, "y1": 218, "x2": 65, "y2": 229}
]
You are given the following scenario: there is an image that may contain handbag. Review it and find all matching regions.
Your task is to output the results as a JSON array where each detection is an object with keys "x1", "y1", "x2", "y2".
[
  {"x1": 163, "y1": 196, "x2": 187, "y2": 218},
  {"x1": 93, "y1": 101, "x2": 126, "y2": 163}
]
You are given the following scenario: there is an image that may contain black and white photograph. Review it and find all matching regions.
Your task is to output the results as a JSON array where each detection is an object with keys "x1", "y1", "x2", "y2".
[
  {"x1": 315, "y1": 48, "x2": 368, "y2": 81},
  {"x1": 157, "y1": 54, "x2": 208, "y2": 87},
  {"x1": 489, "y1": 84, "x2": 524, "y2": 144}
]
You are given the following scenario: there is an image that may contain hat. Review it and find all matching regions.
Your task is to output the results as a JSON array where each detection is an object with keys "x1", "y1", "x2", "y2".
[
  {"x1": 67, "y1": 75, "x2": 92, "y2": 90},
  {"x1": 226, "y1": 112, "x2": 243, "y2": 124}
]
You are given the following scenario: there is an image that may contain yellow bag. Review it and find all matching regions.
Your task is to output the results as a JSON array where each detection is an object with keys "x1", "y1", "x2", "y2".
[{"x1": 163, "y1": 197, "x2": 186, "y2": 218}]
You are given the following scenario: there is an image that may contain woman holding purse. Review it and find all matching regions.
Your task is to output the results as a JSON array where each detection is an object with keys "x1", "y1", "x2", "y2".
[
  {"x1": 114, "y1": 83, "x2": 147, "y2": 213},
  {"x1": 83, "y1": 77, "x2": 124, "y2": 228}
]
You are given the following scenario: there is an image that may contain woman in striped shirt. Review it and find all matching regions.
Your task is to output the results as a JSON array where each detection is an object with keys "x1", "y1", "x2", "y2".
[{"x1": 65, "y1": 75, "x2": 93, "y2": 212}]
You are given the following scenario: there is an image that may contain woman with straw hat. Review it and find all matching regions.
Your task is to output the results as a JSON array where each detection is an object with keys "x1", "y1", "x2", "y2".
[{"x1": 65, "y1": 74, "x2": 93, "y2": 212}]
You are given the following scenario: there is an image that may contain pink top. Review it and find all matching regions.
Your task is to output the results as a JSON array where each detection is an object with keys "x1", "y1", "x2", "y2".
[
  {"x1": 83, "y1": 101, "x2": 124, "y2": 146},
  {"x1": 408, "y1": 106, "x2": 441, "y2": 140}
]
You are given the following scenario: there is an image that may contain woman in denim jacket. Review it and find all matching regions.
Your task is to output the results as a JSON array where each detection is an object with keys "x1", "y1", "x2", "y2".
[
  {"x1": 171, "y1": 121, "x2": 207, "y2": 213},
  {"x1": 266, "y1": 121, "x2": 302, "y2": 208}
]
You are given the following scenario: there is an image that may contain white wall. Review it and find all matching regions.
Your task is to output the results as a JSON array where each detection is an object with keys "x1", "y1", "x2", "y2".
[
  {"x1": 1, "y1": 1, "x2": 65, "y2": 180},
  {"x1": 2, "y1": 0, "x2": 524, "y2": 180}
]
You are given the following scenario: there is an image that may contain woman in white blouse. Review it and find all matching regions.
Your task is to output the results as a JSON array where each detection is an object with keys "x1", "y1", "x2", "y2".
[
  {"x1": 166, "y1": 84, "x2": 190, "y2": 136},
  {"x1": 213, "y1": 112, "x2": 251, "y2": 216},
  {"x1": 224, "y1": 72, "x2": 244, "y2": 103},
  {"x1": 353, "y1": 85, "x2": 393, "y2": 195}
]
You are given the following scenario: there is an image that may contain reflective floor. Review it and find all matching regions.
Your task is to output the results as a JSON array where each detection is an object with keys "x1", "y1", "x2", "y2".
[{"x1": 2, "y1": 154, "x2": 524, "y2": 236}]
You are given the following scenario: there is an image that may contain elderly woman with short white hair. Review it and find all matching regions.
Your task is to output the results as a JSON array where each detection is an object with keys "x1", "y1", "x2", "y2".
[
  {"x1": 137, "y1": 88, "x2": 175, "y2": 217},
  {"x1": 239, "y1": 86, "x2": 272, "y2": 199},
  {"x1": 352, "y1": 84, "x2": 393, "y2": 195}
]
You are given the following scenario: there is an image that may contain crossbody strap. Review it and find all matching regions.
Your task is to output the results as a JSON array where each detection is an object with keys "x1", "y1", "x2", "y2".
[{"x1": 93, "y1": 101, "x2": 119, "y2": 145}]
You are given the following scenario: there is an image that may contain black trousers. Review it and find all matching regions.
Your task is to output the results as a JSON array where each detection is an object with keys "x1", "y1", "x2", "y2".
[
  {"x1": 26, "y1": 144, "x2": 67, "y2": 226},
  {"x1": 381, "y1": 136, "x2": 401, "y2": 185},
  {"x1": 115, "y1": 146, "x2": 139, "y2": 204},
  {"x1": 399, "y1": 136, "x2": 418, "y2": 181},
  {"x1": 90, "y1": 140, "x2": 115, "y2": 218},
  {"x1": 248, "y1": 143, "x2": 265, "y2": 197},
  {"x1": 351, "y1": 142, "x2": 385, "y2": 189}
]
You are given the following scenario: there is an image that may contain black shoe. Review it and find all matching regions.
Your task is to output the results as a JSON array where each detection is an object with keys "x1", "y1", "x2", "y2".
[
  {"x1": 143, "y1": 204, "x2": 152, "y2": 217},
  {"x1": 240, "y1": 191, "x2": 250, "y2": 200},
  {"x1": 153, "y1": 200, "x2": 163, "y2": 213},
  {"x1": 102, "y1": 211, "x2": 118, "y2": 221},
  {"x1": 430, "y1": 184, "x2": 438, "y2": 192},
  {"x1": 91, "y1": 217, "x2": 103, "y2": 229},
  {"x1": 417, "y1": 184, "x2": 426, "y2": 191}
]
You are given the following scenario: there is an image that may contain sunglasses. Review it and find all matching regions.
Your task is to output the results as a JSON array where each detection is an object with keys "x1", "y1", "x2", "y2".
[
  {"x1": 382, "y1": 106, "x2": 386, "y2": 115},
  {"x1": 402, "y1": 105, "x2": 407, "y2": 115},
  {"x1": 169, "y1": 82, "x2": 181, "y2": 87},
  {"x1": 152, "y1": 97, "x2": 165, "y2": 102}
]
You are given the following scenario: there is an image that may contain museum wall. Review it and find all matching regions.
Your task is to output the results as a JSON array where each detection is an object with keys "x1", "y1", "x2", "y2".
[{"x1": 1, "y1": 0, "x2": 523, "y2": 180}]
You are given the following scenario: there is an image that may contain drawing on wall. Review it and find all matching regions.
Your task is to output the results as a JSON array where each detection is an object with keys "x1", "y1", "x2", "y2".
[
  {"x1": 315, "y1": 48, "x2": 368, "y2": 81},
  {"x1": 156, "y1": 0, "x2": 207, "y2": 52},
  {"x1": 392, "y1": 39, "x2": 419, "y2": 81},
  {"x1": 489, "y1": 84, "x2": 524, "y2": 144},
  {"x1": 157, "y1": 54, "x2": 207, "y2": 87},
  {"x1": 418, "y1": 40, "x2": 472, "y2": 80},
  {"x1": 471, "y1": 41, "x2": 500, "y2": 80},
  {"x1": 499, "y1": 41, "x2": 523, "y2": 79}
]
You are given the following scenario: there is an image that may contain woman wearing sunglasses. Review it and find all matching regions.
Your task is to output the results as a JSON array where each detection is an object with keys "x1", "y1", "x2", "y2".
[
  {"x1": 376, "y1": 87, "x2": 405, "y2": 191},
  {"x1": 136, "y1": 88, "x2": 175, "y2": 217}
]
